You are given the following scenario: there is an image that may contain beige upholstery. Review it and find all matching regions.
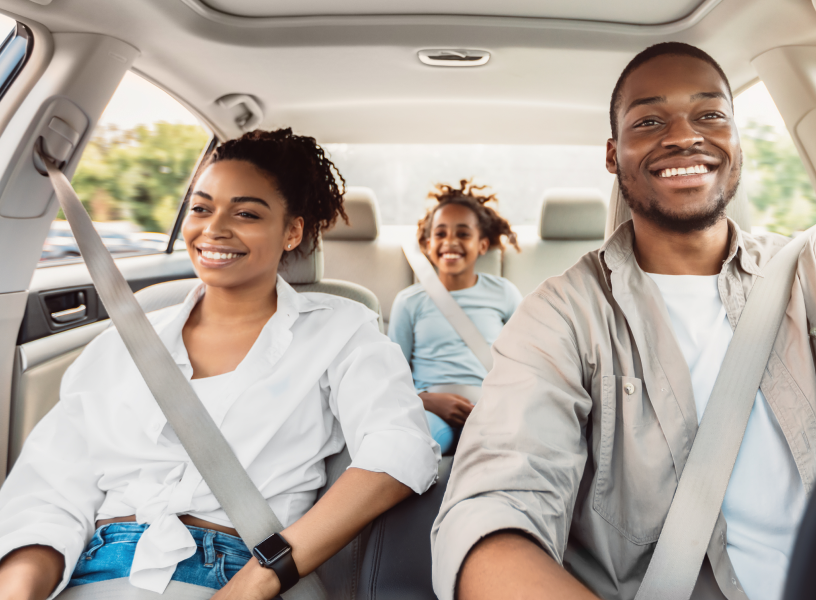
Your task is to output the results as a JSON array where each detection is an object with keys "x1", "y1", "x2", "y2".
[
  {"x1": 324, "y1": 187, "x2": 380, "y2": 241},
  {"x1": 604, "y1": 178, "x2": 753, "y2": 239},
  {"x1": 540, "y1": 188, "x2": 607, "y2": 240},
  {"x1": 503, "y1": 190, "x2": 607, "y2": 296}
]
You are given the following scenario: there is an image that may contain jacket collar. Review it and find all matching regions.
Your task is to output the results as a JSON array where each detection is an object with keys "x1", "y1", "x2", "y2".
[{"x1": 599, "y1": 217, "x2": 761, "y2": 291}]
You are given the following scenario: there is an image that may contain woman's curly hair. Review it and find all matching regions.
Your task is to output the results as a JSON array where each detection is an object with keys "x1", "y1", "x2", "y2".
[
  {"x1": 417, "y1": 179, "x2": 519, "y2": 253},
  {"x1": 193, "y1": 128, "x2": 348, "y2": 261}
]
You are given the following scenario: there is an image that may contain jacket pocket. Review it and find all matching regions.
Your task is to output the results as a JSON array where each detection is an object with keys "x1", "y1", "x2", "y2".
[{"x1": 593, "y1": 375, "x2": 676, "y2": 545}]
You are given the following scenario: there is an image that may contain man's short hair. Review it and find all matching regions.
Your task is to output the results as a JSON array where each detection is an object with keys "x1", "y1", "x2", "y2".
[{"x1": 609, "y1": 42, "x2": 733, "y2": 140}]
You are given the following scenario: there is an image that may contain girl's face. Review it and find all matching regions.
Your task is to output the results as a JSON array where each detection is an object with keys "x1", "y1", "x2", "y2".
[
  {"x1": 182, "y1": 159, "x2": 304, "y2": 290},
  {"x1": 426, "y1": 203, "x2": 489, "y2": 277}
]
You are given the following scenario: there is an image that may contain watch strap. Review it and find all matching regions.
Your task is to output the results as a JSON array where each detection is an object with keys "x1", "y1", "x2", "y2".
[{"x1": 269, "y1": 547, "x2": 299, "y2": 594}]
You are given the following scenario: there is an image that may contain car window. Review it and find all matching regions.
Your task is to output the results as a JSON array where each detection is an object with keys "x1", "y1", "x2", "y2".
[
  {"x1": 323, "y1": 143, "x2": 615, "y2": 226},
  {"x1": 735, "y1": 81, "x2": 815, "y2": 236},
  {"x1": 0, "y1": 15, "x2": 32, "y2": 101},
  {"x1": 39, "y1": 71, "x2": 211, "y2": 266}
]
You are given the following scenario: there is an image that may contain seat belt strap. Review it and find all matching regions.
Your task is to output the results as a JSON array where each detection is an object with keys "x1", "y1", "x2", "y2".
[
  {"x1": 402, "y1": 240, "x2": 493, "y2": 371},
  {"x1": 38, "y1": 143, "x2": 327, "y2": 600},
  {"x1": 635, "y1": 225, "x2": 814, "y2": 600}
]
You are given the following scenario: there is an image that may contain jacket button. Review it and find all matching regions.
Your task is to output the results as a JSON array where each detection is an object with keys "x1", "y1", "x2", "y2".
[{"x1": 624, "y1": 383, "x2": 636, "y2": 395}]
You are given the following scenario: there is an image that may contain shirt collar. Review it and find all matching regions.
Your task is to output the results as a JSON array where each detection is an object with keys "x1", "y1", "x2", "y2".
[
  {"x1": 154, "y1": 275, "x2": 333, "y2": 367},
  {"x1": 598, "y1": 217, "x2": 762, "y2": 290}
]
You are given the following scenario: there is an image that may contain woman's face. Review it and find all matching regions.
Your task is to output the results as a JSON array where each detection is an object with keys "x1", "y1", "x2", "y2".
[
  {"x1": 426, "y1": 203, "x2": 489, "y2": 277},
  {"x1": 182, "y1": 159, "x2": 304, "y2": 290}
]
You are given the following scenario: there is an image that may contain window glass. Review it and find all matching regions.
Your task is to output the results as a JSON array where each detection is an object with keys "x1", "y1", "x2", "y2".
[
  {"x1": 0, "y1": 15, "x2": 14, "y2": 41},
  {"x1": 735, "y1": 82, "x2": 815, "y2": 236},
  {"x1": 322, "y1": 144, "x2": 615, "y2": 226},
  {"x1": 40, "y1": 71, "x2": 211, "y2": 265}
]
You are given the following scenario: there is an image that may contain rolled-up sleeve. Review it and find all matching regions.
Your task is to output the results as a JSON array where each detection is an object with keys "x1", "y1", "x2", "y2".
[
  {"x1": 328, "y1": 316, "x2": 440, "y2": 494},
  {"x1": 0, "y1": 363, "x2": 102, "y2": 598},
  {"x1": 431, "y1": 290, "x2": 592, "y2": 600}
]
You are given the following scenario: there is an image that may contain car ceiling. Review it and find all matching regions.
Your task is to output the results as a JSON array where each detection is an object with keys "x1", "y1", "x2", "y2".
[{"x1": 1, "y1": 0, "x2": 815, "y2": 145}]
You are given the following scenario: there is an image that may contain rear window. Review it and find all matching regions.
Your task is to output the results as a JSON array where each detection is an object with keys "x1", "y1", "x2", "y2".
[{"x1": 323, "y1": 144, "x2": 615, "y2": 226}]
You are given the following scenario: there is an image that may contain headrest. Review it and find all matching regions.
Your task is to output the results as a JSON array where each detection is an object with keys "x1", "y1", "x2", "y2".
[
  {"x1": 279, "y1": 235, "x2": 324, "y2": 284},
  {"x1": 539, "y1": 189, "x2": 607, "y2": 240},
  {"x1": 604, "y1": 179, "x2": 753, "y2": 239},
  {"x1": 323, "y1": 187, "x2": 380, "y2": 241}
]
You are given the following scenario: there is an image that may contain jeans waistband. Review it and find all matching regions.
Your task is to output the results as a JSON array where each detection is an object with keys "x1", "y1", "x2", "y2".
[{"x1": 92, "y1": 521, "x2": 251, "y2": 559}]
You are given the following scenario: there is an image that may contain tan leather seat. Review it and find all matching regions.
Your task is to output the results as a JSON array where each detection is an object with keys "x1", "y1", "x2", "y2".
[{"x1": 502, "y1": 188, "x2": 607, "y2": 296}]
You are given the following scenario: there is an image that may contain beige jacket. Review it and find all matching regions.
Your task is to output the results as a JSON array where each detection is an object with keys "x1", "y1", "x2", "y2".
[{"x1": 431, "y1": 219, "x2": 816, "y2": 600}]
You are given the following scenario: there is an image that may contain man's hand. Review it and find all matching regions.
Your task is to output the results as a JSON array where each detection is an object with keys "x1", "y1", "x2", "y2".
[
  {"x1": 458, "y1": 532, "x2": 601, "y2": 600},
  {"x1": 420, "y1": 392, "x2": 473, "y2": 426},
  {"x1": 210, "y1": 558, "x2": 279, "y2": 600},
  {"x1": 0, "y1": 545, "x2": 65, "y2": 600}
]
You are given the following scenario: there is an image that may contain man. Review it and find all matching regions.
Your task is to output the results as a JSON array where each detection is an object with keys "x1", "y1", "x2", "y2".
[{"x1": 431, "y1": 42, "x2": 816, "y2": 600}]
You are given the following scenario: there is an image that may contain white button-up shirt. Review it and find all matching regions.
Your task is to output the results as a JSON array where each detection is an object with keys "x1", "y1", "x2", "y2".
[{"x1": 0, "y1": 277, "x2": 440, "y2": 596}]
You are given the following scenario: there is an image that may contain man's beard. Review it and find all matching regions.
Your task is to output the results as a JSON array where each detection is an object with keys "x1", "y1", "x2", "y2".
[{"x1": 617, "y1": 164, "x2": 740, "y2": 234}]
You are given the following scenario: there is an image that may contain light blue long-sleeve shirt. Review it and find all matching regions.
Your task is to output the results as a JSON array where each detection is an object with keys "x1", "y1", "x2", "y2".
[{"x1": 388, "y1": 274, "x2": 522, "y2": 391}]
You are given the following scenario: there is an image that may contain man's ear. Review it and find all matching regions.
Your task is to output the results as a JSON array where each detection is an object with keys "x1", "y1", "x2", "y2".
[{"x1": 606, "y1": 138, "x2": 618, "y2": 174}]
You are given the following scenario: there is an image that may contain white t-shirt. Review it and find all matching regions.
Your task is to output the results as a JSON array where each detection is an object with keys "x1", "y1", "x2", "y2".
[{"x1": 647, "y1": 272, "x2": 807, "y2": 600}]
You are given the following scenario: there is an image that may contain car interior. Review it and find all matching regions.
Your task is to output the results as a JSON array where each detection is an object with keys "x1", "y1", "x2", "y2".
[{"x1": 1, "y1": 0, "x2": 816, "y2": 598}]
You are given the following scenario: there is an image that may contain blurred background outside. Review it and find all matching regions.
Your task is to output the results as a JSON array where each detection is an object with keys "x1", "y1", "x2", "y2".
[{"x1": 32, "y1": 53, "x2": 814, "y2": 265}]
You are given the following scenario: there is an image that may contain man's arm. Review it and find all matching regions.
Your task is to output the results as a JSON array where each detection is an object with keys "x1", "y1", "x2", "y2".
[
  {"x1": 431, "y1": 289, "x2": 594, "y2": 600},
  {"x1": 459, "y1": 532, "x2": 600, "y2": 600}
]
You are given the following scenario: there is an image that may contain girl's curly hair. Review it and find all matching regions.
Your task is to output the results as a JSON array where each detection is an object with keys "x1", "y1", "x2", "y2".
[
  {"x1": 193, "y1": 128, "x2": 348, "y2": 262},
  {"x1": 417, "y1": 179, "x2": 519, "y2": 253}
]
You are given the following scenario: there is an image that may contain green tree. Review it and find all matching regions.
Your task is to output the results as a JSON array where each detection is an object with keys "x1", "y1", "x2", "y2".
[
  {"x1": 71, "y1": 122, "x2": 210, "y2": 232},
  {"x1": 740, "y1": 120, "x2": 816, "y2": 236}
]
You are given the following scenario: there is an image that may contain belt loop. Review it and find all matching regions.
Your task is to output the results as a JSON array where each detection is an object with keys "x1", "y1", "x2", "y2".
[{"x1": 203, "y1": 529, "x2": 216, "y2": 567}]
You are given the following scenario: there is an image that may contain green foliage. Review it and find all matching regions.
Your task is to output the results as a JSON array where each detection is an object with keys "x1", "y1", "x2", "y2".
[
  {"x1": 71, "y1": 123, "x2": 210, "y2": 232},
  {"x1": 740, "y1": 120, "x2": 816, "y2": 236}
]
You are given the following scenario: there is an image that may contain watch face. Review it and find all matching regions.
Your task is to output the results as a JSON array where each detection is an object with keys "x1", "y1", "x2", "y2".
[{"x1": 254, "y1": 533, "x2": 291, "y2": 564}]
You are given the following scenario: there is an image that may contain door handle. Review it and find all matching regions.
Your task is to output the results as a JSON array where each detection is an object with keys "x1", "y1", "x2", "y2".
[{"x1": 51, "y1": 304, "x2": 86, "y2": 324}]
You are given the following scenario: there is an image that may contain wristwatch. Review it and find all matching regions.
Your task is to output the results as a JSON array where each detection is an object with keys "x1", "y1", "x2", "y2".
[{"x1": 253, "y1": 533, "x2": 300, "y2": 594}]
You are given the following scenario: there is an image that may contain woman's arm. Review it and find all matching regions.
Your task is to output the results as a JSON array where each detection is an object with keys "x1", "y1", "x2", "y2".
[
  {"x1": 212, "y1": 467, "x2": 412, "y2": 599},
  {"x1": 0, "y1": 545, "x2": 65, "y2": 600}
]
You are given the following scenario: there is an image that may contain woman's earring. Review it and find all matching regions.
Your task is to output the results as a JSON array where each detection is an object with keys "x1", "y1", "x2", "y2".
[{"x1": 287, "y1": 244, "x2": 292, "y2": 249}]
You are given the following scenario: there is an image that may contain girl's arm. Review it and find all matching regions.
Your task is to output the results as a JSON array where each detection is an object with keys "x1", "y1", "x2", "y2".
[{"x1": 212, "y1": 468, "x2": 412, "y2": 599}]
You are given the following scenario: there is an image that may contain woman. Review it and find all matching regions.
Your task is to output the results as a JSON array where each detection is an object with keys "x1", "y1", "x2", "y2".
[
  {"x1": 388, "y1": 180, "x2": 522, "y2": 454},
  {"x1": 0, "y1": 129, "x2": 439, "y2": 599}
]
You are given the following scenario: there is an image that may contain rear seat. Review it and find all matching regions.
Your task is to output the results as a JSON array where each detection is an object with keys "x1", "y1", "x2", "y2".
[{"x1": 502, "y1": 188, "x2": 607, "y2": 296}]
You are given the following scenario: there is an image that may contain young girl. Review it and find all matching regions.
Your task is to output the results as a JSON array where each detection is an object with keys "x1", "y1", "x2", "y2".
[
  {"x1": 0, "y1": 129, "x2": 439, "y2": 600},
  {"x1": 388, "y1": 180, "x2": 522, "y2": 454}
]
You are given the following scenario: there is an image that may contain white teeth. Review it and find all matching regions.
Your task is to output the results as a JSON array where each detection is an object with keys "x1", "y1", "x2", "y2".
[
  {"x1": 659, "y1": 165, "x2": 711, "y2": 178},
  {"x1": 201, "y1": 250, "x2": 241, "y2": 260},
  {"x1": 441, "y1": 253, "x2": 462, "y2": 259}
]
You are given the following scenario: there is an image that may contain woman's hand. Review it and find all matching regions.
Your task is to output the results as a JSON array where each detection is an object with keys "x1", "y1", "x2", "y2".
[
  {"x1": 210, "y1": 558, "x2": 279, "y2": 600},
  {"x1": 420, "y1": 392, "x2": 474, "y2": 426}
]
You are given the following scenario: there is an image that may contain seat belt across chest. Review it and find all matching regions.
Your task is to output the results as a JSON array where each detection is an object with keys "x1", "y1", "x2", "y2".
[
  {"x1": 402, "y1": 240, "x2": 493, "y2": 372},
  {"x1": 635, "y1": 225, "x2": 815, "y2": 600}
]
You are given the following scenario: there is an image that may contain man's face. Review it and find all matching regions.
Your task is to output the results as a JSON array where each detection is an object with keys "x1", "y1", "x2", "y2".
[{"x1": 606, "y1": 54, "x2": 741, "y2": 233}]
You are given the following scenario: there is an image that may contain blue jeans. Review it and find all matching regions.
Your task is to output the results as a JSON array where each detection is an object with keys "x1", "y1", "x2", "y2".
[
  {"x1": 68, "y1": 522, "x2": 252, "y2": 590},
  {"x1": 425, "y1": 410, "x2": 462, "y2": 455}
]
